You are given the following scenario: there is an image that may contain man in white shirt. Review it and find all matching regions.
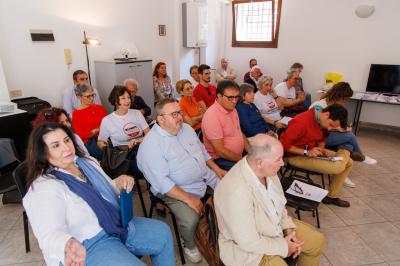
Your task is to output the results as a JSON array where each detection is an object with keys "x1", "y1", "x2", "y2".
[
  {"x1": 214, "y1": 134, "x2": 325, "y2": 266},
  {"x1": 189, "y1": 65, "x2": 200, "y2": 87},
  {"x1": 244, "y1": 65, "x2": 262, "y2": 92},
  {"x1": 63, "y1": 70, "x2": 102, "y2": 117},
  {"x1": 216, "y1": 58, "x2": 237, "y2": 82}
]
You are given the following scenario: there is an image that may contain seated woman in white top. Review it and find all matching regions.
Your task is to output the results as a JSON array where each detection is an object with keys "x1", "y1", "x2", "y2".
[
  {"x1": 23, "y1": 123, "x2": 174, "y2": 266},
  {"x1": 310, "y1": 82, "x2": 377, "y2": 188},
  {"x1": 254, "y1": 75, "x2": 286, "y2": 129},
  {"x1": 274, "y1": 70, "x2": 310, "y2": 116},
  {"x1": 98, "y1": 85, "x2": 150, "y2": 178}
]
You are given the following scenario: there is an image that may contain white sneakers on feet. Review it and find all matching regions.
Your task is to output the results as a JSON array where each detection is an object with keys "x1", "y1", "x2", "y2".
[
  {"x1": 344, "y1": 177, "x2": 356, "y2": 188},
  {"x1": 183, "y1": 246, "x2": 202, "y2": 263},
  {"x1": 363, "y1": 155, "x2": 377, "y2": 165}
]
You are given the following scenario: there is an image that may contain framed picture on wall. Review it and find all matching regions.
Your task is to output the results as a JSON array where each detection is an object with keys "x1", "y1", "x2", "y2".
[{"x1": 159, "y1": 25, "x2": 166, "y2": 36}]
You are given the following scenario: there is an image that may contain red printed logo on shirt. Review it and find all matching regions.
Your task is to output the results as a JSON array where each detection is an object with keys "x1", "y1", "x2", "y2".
[{"x1": 123, "y1": 122, "x2": 141, "y2": 138}]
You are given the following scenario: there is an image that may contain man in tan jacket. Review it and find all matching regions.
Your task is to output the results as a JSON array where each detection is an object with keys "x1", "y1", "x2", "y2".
[
  {"x1": 214, "y1": 134, "x2": 325, "y2": 266},
  {"x1": 216, "y1": 58, "x2": 237, "y2": 83}
]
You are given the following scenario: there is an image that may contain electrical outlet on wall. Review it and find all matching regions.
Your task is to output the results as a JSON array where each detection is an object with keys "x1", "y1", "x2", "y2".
[{"x1": 10, "y1": 89, "x2": 22, "y2": 97}]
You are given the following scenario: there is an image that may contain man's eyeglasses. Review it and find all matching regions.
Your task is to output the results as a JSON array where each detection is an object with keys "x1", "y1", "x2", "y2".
[
  {"x1": 223, "y1": 94, "x2": 241, "y2": 102},
  {"x1": 161, "y1": 110, "x2": 184, "y2": 118},
  {"x1": 82, "y1": 93, "x2": 96, "y2": 99}
]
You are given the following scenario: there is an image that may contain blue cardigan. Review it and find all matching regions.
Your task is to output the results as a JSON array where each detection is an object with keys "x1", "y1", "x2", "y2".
[{"x1": 236, "y1": 102, "x2": 274, "y2": 137}]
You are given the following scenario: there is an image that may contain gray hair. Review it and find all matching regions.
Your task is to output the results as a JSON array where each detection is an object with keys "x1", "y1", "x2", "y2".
[
  {"x1": 155, "y1": 98, "x2": 177, "y2": 115},
  {"x1": 74, "y1": 83, "x2": 93, "y2": 96},
  {"x1": 250, "y1": 65, "x2": 261, "y2": 73},
  {"x1": 248, "y1": 135, "x2": 274, "y2": 160},
  {"x1": 239, "y1": 83, "x2": 255, "y2": 98},
  {"x1": 257, "y1": 75, "x2": 273, "y2": 90},
  {"x1": 284, "y1": 70, "x2": 297, "y2": 82},
  {"x1": 124, "y1": 78, "x2": 139, "y2": 87}
]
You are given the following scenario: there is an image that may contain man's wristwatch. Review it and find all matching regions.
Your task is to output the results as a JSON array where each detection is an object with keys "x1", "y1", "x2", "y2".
[{"x1": 303, "y1": 149, "x2": 308, "y2": 156}]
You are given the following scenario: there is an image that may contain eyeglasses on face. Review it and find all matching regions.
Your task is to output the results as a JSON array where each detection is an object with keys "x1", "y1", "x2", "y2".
[
  {"x1": 82, "y1": 93, "x2": 96, "y2": 99},
  {"x1": 161, "y1": 110, "x2": 184, "y2": 118},
  {"x1": 223, "y1": 94, "x2": 241, "y2": 102}
]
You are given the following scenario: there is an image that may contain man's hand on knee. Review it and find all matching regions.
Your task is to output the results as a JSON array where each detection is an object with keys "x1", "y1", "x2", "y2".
[
  {"x1": 186, "y1": 196, "x2": 203, "y2": 215},
  {"x1": 285, "y1": 231, "x2": 304, "y2": 258}
]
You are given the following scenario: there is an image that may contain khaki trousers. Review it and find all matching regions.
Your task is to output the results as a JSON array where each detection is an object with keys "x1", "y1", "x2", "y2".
[
  {"x1": 259, "y1": 219, "x2": 325, "y2": 266},
  {"x1": 287, "y1": 149, "x2": 353, "y2": 198},
  {"x1": 159, "y1": 194, "x2": 199, "y2": 249}
]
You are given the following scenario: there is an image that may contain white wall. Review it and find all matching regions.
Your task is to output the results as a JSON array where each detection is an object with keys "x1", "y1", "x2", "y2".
[
  {"x1": 223, "y1": 0, "x2": 400, "y2": 126},
  {"x1": 0, "y1": 58, "x2": 10, "y2": 101},
  {"x1": 0, "y1": 0, "x2": 178, "y2": 107},
  {"x1": 1, "y1": 0, "x2": 398, "y2": 126},
  {"x1": 0, "y1": 0, "x2": 224, "y2": 107}
]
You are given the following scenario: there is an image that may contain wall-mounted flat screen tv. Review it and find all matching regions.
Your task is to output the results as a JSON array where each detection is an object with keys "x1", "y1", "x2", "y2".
[{"x1": 366, "y1": 64, "x2": 400, "y2": 95}]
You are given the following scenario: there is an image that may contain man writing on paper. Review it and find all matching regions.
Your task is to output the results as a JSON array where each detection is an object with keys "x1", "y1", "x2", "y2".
[
  {"x1": 280, "y1": 104, "x2": 353, "y2": 207},
  {"x1": 214, "y1": 134, "x2": 325, "y2": 266}
]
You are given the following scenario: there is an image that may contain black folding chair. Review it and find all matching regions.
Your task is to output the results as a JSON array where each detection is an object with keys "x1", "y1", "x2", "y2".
[
  {"x1": 148, "y1": 191, "x2": 186, "y2": 265},
  {"x1": 12, "y1": 161, "x2": 30, "y2": 253}
]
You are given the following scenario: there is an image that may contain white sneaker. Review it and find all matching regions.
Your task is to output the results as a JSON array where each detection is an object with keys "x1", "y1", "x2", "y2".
[
  {"x1": 183, "y1": 246, "x2": 202, "y2": 263},
  {"x1": 363, "y1": 155, "x2": 377, "y2": 165},
  {"x1": 344, "y1": 177, "x2": 356, "y2": 188}
]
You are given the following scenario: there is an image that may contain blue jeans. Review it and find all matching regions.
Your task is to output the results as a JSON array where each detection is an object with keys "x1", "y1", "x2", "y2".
[
  {"x1": 303, "y1": 93, "x2": 312, "y2": 109},
  {"x1": 85, "y1": 138, "x2": 103, "y2": 159},
  {"x1": 326, "y1": 131, "x2": 362, "y2": 153},
  {"x1": 81, "y1": 217, "x2": 175, "y2": 266}
]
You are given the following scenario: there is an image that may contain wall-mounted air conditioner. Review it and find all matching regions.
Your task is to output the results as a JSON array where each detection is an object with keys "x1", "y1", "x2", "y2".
[{"x1": 182, "y1": 2, "x2": 208, "y2": 48}]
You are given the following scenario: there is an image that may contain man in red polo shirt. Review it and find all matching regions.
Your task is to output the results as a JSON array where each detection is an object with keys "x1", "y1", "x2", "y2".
[
  {"x1": 202, "y1": 80, "x2": 249, "y2": 171},
  {"x1": 280, "y1": 104, "x2": 353, "y2": 207},
  {"x1": 193, "y1": 64, "x2": 217, "y2": 107}
]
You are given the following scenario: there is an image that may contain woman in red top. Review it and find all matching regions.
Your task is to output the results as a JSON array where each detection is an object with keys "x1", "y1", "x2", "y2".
[
  {"x1": 176, "y1": 79, "x2": 206, "y2": 132},
  {"x1": 72, "y1": 83, "x2": 107, "y2": 158}
]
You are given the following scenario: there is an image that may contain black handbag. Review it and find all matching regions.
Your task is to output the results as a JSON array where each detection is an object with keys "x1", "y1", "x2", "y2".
[{"x1": 100, "y1": 145, "x2": 131, "y2": 179}]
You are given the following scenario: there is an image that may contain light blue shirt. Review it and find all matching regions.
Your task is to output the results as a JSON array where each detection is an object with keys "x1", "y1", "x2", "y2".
[{"x1": 137, "y1": 123, "x2": 220, "y2": 198}]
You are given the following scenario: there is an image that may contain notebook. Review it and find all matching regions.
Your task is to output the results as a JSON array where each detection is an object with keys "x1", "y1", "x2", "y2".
[{"x1": 120, "y1": 190, "x2": 133, "y2": 228}]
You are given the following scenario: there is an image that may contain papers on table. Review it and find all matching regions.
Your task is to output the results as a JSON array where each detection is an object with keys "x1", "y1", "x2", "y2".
[
  {"x1": 278, "y1": 116, "x2": 292, "y2": 126},
  {"x1": 286, "y1": 180, "x2": 328, "y2": 202}
]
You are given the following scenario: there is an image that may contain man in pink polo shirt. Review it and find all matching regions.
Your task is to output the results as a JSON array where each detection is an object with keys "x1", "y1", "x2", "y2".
[{"x1": 202, "y1": 80, "x2": 249, "y2": 170}]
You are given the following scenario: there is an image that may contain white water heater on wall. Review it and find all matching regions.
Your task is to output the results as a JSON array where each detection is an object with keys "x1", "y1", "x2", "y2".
[{"x1": 182, "y1": 2, "x2": 208, "y2": 48}]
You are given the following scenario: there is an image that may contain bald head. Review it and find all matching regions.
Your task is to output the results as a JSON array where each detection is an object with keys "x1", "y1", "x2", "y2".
[
  {"x1": 248, "y1": 134, "x2": 281, "y2": 160},
  {"x1": 247, "y1": 134, "x2": 284, "y2": 178}
]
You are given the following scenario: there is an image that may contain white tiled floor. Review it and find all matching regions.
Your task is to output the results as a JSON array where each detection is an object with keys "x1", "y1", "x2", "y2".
[{"x1": 0, "y1": 128, "x2": 399, "y2": 266}]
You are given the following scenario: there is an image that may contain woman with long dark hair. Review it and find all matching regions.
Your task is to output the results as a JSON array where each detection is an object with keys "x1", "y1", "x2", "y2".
[{"x1": 23, "y1": 123, "x2": 174, "y2": 266}]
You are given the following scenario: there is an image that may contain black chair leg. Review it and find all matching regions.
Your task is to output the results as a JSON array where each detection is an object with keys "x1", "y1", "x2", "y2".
[
  {"x1": 321, "y1": 174, "x2": 325, "y2": 189},
  {"x1": 315, "y1": 208, "x2": 321, "y2": 228},
  {"x1": 148, "y1": 200, "x2": 155, "y2": 218},
  {"x1": 23, "y1": 211, "x2": 30, "y2": 253},
  {"x1": 170, "y1": 212, "x2": 186, "y2": 265},
  {"x1": 296, "y1": 209, "x2": 301, "y2": 220},
  {"x1": 134, "y1": 178, "x2": 147, "y2": 217}
]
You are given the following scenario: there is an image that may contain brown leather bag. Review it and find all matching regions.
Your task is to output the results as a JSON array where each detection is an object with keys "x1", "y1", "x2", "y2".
[{"x1": 195, "y1": 197, "x2": 224, "y2": 266}]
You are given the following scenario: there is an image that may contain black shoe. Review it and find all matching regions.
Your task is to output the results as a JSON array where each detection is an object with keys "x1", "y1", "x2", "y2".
[{"x1": 322, "y1": 196, "x2": 350, "y2": 208}]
